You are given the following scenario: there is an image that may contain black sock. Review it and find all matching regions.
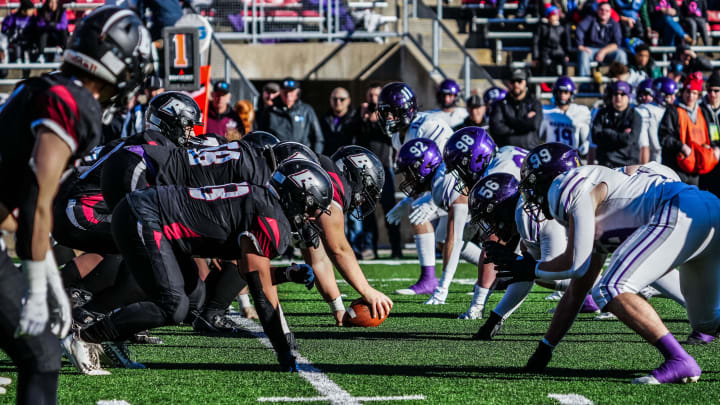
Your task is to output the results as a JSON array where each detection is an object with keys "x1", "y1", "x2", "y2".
[
  {"x1": 83, "y1": 266, "x2": 147, "y2": 314},
  {"x1": 202, "y1": 261, "x2": 246, "y2": 318},
  {"x1": 52, "y1": 243, "x2": 75, "y2": 267},
  {"x1": 246, "y1": 271, "x2": 291, "y2": 355},
  {"x1": 80, "y1": 254, "x2": 124, "y2": 294},
  {"x1": 60, "y1": 260, "x2": 82, "y2": 289},
  {"x1": 17, "y1": 370, "x2": 58, "y2": 405}
]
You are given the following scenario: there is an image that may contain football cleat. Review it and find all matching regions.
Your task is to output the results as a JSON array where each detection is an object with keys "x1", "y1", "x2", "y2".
[
  {"x1": 544, "y1": 291, "x2": 564, "y2": 301},
  {"x1": 129, "y1": 330, "x2": 164, "y2": 345},
  {"x1": 525, "y1": 340, "x2": 554, "y2": 372},
  {"x1": 580, "y1": 295, "x2": 600, "y2": 313},
  {"x1": 277, "y1": 350, "x2": 298, "y2": 372},
  {"x1": 424, "y1": 287, "x2": 448, "y2": 305},
  {"x1": 458, "y1": 304, "x2": 484, "y2": 320},
  {"x1": 685, "y1": 330, "x2": 716, "y2": 345},
  {"x1": 286, "y1": 332, "x2": 299, "y2": 351},
  {"x1": 61, "y1": 333, "x2": 111, "y2": 376},
  {"x1": 192, "y1": 314, "x2": 241, "y2": 334},
  {"x1": 632, "y1": 356, "x2": 701, "y2": 384},
  {"x1": 67, "y1": 288, "x2": 93, "y2": 308},
  {"x1": 472, "y1": 311, "x2": 503, "y2": 340},
  {"x1": 100, "y1": 341, "x2": 145, "y2": 369},
  {"x1": 594, "y1": 312, "x2": 617, "y2": 320},
  {"x1": 395, "y1": 278, "x2": 438, "y2": 295}
]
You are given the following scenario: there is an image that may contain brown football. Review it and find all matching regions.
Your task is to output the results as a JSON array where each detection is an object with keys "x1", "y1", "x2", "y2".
[{"x1": 342, "y1": 299, "x2": 388, "y2": 327}]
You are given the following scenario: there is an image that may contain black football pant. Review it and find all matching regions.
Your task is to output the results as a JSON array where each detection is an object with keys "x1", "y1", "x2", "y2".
[
  {"x1": 81, "y1": 199, "x2": 201, "y2": 343},
  {"x1": 0, "y1": 250, "x2": 60, "y2": 405},
  {"x1": 202, "y1": 260, "x2": 247, "y2": 318},
  {"x1": 52, "y1": 193, "x2": 117, "y2": 255}
]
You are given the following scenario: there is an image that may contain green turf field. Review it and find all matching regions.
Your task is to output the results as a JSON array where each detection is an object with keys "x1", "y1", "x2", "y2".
[{"x1": 1, "y1": 262, "x2": 718, "y2": 404}]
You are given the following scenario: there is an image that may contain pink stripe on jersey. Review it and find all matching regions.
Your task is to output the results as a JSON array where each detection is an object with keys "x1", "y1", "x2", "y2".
[{"x1": 163, "y1": 222, "x2": 201, "y2": 241}]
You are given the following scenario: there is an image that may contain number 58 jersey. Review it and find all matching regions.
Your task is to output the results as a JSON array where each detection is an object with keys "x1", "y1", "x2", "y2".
[
  {"x1": 126, "y1": 182, "x2": 290, "y2": 260},
  {"x1": 539, "y1": 104, "x2": 591, "y2": 156}
]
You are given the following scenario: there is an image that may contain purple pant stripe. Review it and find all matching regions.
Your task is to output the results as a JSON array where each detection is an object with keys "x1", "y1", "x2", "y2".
[{"x1": 609, "y1": 198, "x2": 675, "y2": 297}]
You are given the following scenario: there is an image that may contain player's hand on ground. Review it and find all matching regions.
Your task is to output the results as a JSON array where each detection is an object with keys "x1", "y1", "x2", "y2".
[
  {"x1": 496, "y1": 255, "x2": 538, "y2": 284},
  {"x1": 386, "y1": 196, "x2": 413, "y2": 225},
  {"x1": 483, "y1": 241, "x2": 517, "y2": 267},
  {"x1": 409, "y1": 199, "x2": 437, "y2": 225},
  {"x1": 287, "y1": 263, "x2": 315, "y2": 290},
  {"x1": 362, "y1": 288, "x2": 393, "y2": 319}
]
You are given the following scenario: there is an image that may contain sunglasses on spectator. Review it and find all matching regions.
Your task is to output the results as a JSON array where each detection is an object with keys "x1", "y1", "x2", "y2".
[
  {"x1": 613, "y1": 92, "x2": 628, "y2": 97},
  {"x1": 510, "y1": 79, "x2": 524, "y2": 83},
  {"x1": 332, "y1": 97, "x2": 348, "y2": 102},
  {"x1": 710, "y1": 88, "x2": 720, "y2": 93}
]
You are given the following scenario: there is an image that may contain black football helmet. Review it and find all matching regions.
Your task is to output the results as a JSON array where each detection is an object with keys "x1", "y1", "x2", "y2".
[
  {"x1": 63, "y1": 7, "x2": 153, "y2": 113},
  {"x1": 273, "y1": 142, "x2": 319, "y2": 165},
  {"x1": 271, "y1": 160, "x2": 333, "y2": 249},
  {"x1": 242, "y1": 131, "x2": 280, "y2": 150},
  {"x1": 331, "y1": 146, "x2": 385, "y2": 219},
  {"x1": 145, "y1": 92, "x2": 203, "y2": 146}
]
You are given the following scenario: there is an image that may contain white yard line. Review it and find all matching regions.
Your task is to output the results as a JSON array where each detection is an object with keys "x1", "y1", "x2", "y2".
[
  {"x1": 337, "y1": 278, "x2": 477, "y2": 285},
  {"x1": 97, "y1": 401, "x2": 131, "y2": 405},
  {"x1": 548, "y1": 393, "x2": 594, "y2": 405},
  {"x1": 234, "y1": 317, "x2": 424, "y2": 404}
]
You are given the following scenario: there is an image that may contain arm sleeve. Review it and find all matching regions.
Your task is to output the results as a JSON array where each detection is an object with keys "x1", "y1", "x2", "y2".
[
  {"x1": 637, "y1": 108, "x2": 650, "y2": 148},
  {"x1": 611, "y1": 21, "x2": 623, "y2": 46},
  {"x1": 641, "y1": 0, "x2": 651, "y2": 30},
  {"x1": 536, "y1": 191, "x2": 596, "y2": 280},
  {"x1": 577, "y1": 108, "x2": 591, "y2": 156},
  {"x1": 532, "y1": 25, "x2": 542, "y2": 59},
  {"x1": 576, "y1": 19, "x2": 587, "y2": 46},
  {"x1": 539, "y1": 219, "x2": 568, "y2": 262},
  {"x1": 56, "y1": 12, "x2": 68, "y2": 31}
]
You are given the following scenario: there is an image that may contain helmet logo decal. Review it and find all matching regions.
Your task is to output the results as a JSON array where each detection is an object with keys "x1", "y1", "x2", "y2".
[
  {"x1": 529, "y1": 148, "x2": 552, "y2": 169},
  {"x1": 159, "y1": 98, "x2": 188, "y2": 116},
  {"x1": 347, "y1": 153, "x2": 370, "y2": 169},
  {"x1": 409, "y1": 140, "x2": 428, "y2": 157},
  {"x1": 287, "y1": 151, "x2": 312, "y2": 161},
  {"x1": 455, "y1": 133, "x2": 476, "y2": 153},
  {"x1": 288, "y1": 169, "x2": 317, "y2": 189},
  {"x1": 477, "y1": 179, "x2": 500, "y2": 199}
]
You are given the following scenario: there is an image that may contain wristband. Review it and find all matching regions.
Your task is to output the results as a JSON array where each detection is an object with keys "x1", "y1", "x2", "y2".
[
  {"x1": 238, "y1": 293, "x2": 252, "y2": 309},
  {"x1": 327, "y1": 296, "x2": 344, "y2": 312}
]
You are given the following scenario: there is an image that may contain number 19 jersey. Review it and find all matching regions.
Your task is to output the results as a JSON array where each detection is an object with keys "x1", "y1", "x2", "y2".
[{"x1": 539, "y1": 104, "x2": 591, "y2": 156}]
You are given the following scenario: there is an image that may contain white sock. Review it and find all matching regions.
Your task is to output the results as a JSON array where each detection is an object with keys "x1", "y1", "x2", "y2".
[
  {"x1": 460, "y1": 241, "x2": 482, "y2": 265},
  {"x1": 493, "y1": 280, "x2": 534, "y2": 318},
  {"x1": 414, "y1": 232, "x2": 436, "y2": 267},
  {"x1": 278, "y1": 304, "x2": 290, "y2": 335},
  {"x1": 551, "y1": 279, "x2": 571, "y2": 292},
  {"x1": 238, "y1": 293, "x2": 252, "y2": 308},
  {"x1": 471, "y1": 285, "x2": 491, "y2": 307}
]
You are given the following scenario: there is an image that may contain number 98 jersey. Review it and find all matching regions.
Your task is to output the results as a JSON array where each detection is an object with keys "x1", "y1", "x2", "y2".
[
  {"x1": 539, "y1": 104, "x2": 591, "y2": 156},
  {"x1": 484, "y1": 146, "x2": 528, "y2": 180}
]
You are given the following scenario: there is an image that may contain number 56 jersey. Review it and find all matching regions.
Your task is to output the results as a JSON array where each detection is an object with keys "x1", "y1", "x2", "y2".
[
  {"x1": 539, "y1": 104, "x2": 591, "y2": 156},
  {"x1": 126, "y1": 182, "x2": 290, "y2": 260}
]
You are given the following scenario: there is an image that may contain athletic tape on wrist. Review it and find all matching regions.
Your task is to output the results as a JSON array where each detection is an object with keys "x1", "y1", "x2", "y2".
[
  {"x1": 327, "y1": 296, "x2": 344, "y2": 312},
  {"x1": 238, "y1": 293, "x2": 252, "y2": 308}
]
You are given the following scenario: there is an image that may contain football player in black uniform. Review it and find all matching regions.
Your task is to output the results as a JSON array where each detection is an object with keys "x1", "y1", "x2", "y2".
[
  {"x1": 0, "y1": 6, "x2": 152, "y2": 402},
  {"x1": 63, "y1": 160, "x2": 330, "y2": 373},
  {"x1": 273, "y1": 142, "x2": 394, "y2": 324}
]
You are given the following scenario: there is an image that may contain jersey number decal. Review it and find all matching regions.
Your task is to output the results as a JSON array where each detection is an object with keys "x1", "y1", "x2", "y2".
[
  {"x1": 529, "y1": 148, "x2": 552, "y2": 169},
  {"x1": 173, "y1": 34, "x2": 189, "y2": 68},
  {"x1": 477, "y1": 179, "x2": 500, "y2": 198},
  {"x1": 409, "y1": 141, "x2": 428, "y2": 157},
  {"x1": 189, "y1": 183, "x2": 250, "y2": 201},
  {"x1": 454, "y1": 134, "x2": 475, "y2": 153},
  {"x1": 553, "y1": 127, "x2": 573, "y2": 145},
  {"x1": 187, "y1": 144, "x2": 242, "y2": 166}
]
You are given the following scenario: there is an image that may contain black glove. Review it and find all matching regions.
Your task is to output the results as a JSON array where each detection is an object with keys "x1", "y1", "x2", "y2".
[
  {"x1": 483, "y1": 241, "x2": 518, "y2": 267},
  {"x1": 525, "y1": 340, "x2": 554, "y2": 372},
  {"x1": 495, "y1": 255, "x2": 538, "y2": 284}
]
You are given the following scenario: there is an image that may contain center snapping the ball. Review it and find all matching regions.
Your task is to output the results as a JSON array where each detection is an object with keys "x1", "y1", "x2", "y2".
[{"x1": 342, "y1": 299, "x2": 389, "y2": 327}]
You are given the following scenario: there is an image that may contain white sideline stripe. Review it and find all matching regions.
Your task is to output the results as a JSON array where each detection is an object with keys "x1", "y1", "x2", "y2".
[
  {"x1": 97, "y1": 401, "x2": 131, "y2": 405},
  {"x1": 235, "y1": 317, "x2": 361, "y2": 405},
  {"x1": 258, "y1": 395, "x2": 426, "y2": 402},
  {"x1": 548, "y1": 394, "x2": 594, "y2": 405}
]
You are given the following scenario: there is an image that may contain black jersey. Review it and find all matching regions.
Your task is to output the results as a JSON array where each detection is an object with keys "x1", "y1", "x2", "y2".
[
  {"x1": 126, "y1": 182, "x2": 290, "y2": 259},
  {"x1": 317, "y1": 154, "x2": 353, "y2": 214},
  {"x1": 102, "y1": 140, "x2": 272, "y2": 210},
  {"x1": 0, "y1": 74, "x2": 102, "y2": 210}
]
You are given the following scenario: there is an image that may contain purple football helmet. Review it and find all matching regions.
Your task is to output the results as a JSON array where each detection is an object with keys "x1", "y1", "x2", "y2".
[
  {"x1": 395, "y1": 138, "x2": 442, "y2": 196},
  {"x1": 519, "y1": 142, "x2": 581, "y2": 221},
  {"x1": 378, "y1": 82, "x2": 418, "y2": 136},
  {"x1": 636, "y1": 79, "x2": 655, "y2": 102},
  {"x1": 443, "y1": 127, "x2": 497, "y2": 195},
  {"x1": 437, "y1": 79, "x2": 461, "y2": 108},
  {"x1": 468, "y1": 173, "x2": 520, "y2": 242},
  {"x1": 483, "y1": 87, "x2": 507, "y2": 106},
  {"x1": 653, "y1": 77, "x2": 678, "y2": 106},
  {"x1": 552, "y1": 76, "x2": 575, "y2": 106}
]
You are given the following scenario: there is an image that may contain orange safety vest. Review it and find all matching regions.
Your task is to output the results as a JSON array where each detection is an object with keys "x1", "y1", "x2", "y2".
[{"x1": 676, "y1": 106, "x2": 718, "y2": 175}]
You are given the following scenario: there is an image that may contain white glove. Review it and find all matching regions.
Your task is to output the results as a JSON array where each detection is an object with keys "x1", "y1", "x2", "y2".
[
  {"x1": 46, "y1": 261, "x2": 71, "y2": 338},
  {"x1": 409, "y1": 194, "x2": 438, "y2": 225},
  {"x1": 15, "y1": 254, "x2": 50, "y2": 337},
  {"x1": 386, "y1": 196, "x2": 413, "y2": 225}
]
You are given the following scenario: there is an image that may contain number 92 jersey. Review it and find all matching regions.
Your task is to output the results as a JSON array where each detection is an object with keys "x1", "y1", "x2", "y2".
[
  {"x1": 392, "y1": 112, "x2": 454, "y2": 153},
  {"x1": 539, "y1": 104, "x2": 591, "y2": 156},
  {"x1": 126, "y1": 182, "x2": 291, "y2": 260}
]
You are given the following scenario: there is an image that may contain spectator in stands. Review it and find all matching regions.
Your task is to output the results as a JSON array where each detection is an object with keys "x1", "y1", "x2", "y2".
[
  {"x1": 680, "y1": 0, "x2": 710, "y2": 45},
  {"x1": 34, "y1": 0, "x2": 67, "y2": 63},
  {"x1": 649, "y1": 0, "x2": 693, "y2": 45},
  {"x1": 659, "y1": 72, "x2": 720, "y2": 184},
  {"x1": 700, "y1": 70, "x2": 720, "y2": 195},
  {"x1": 127, "y1": 0, "x2": 182, "y2": 40},
  {"x1": 635, "y1": 79, "x2": 661, "y2": 163},
  {"x1": 234, "y1": 100, "x2": 255, "y2": 132},
  {"x1": 588, "y1": 81, "x2": 642, "y2": 167},
  {"x1": 256, "y1": 77, "x2": 324, "y2": 152},
  {"x1": 207, "y1": 80, "x2": 245, "y2": 140},
  {"x1": 673, "y1": 43, "x2": 713, "y2": 75},
  {"x1": 2, "y1": 0, "x2": 37, "y2": 65},
  {"x1": 123, "y1": 75, "x2": 165, "y2": 137},
  {"x1": 614, "y1": 0, "x2": 647, "y2": 39},
  {"x1": 321, "y1": 87, "x2": 360, "y2": 156},
  {"x1": 497, "y1": 0, "x2": 530, "y2": 18},
  {"x1": 628, "y1": 44, "x2": 662, "y2": 88},
  {"x1": 489, "y1": 68, "x2": 543, "y2": 149},
  {"x1": 357, "y1": 83, "x2": 403, "y2": 259},
  {"x1": 532, "y1": 6, "x2": 572, "y2": 78},
  {"x1": 576, "y1": 2, "x2": 627, "y2": 81},
  {"x1": 454, "y1": 94, "x2": 486, "y2": 130},
  {"x1": 258, "y1": 82, "x2": 280, "y2": 115}
]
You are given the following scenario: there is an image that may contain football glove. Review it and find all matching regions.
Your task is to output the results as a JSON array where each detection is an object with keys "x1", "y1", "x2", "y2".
[
  {"x1": 409, "y1": 194, "x2": 438, "y2": 225},
  {"x1": 46, "y1": 263, "x2": 72, "y2": 338},
  {"x1": 285, "y1": 263, "x2": 315, "y2": 290},
  {"x1": 525, "y1": 340, "x2": 554, "y2": 372},
  {"x1": 386, "y1": 196, "x2": 412, "y2": 225},
  {"x1": 483, "y1": 241, "x2": 518, "y2": 267}
]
